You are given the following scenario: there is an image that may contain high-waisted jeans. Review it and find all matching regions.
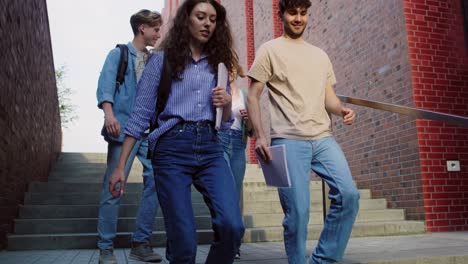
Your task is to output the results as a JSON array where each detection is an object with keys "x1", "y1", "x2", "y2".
[{"x1": 152, "y1": 122, "x2": 244, "y2": 264}]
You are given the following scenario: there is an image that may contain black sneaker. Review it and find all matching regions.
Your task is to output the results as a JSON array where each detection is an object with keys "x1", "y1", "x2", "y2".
[{"x1": 129, "y1": 242, "x2": 163, "y2": 262}]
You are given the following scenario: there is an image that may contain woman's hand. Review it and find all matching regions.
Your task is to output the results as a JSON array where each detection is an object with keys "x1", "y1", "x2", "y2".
[
  {"x1": 240, "y1": 109, "x2": 249, "y2": 121},
  {"x1": 109, "y1": 168, "x2": 126, "y2": 197},
  {"x1": 212, "y1": 87, "x2": 232, "y2": 108}
]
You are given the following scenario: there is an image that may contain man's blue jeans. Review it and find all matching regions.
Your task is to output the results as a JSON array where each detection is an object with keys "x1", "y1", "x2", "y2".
[
  {"x1": 218, "y1": 129, "x2": 247, "y2": 199},
  {"x1": 97, "y1": 138, "x2": 158, "y2": 250},
  {"x1": 152, "y1": 122, "x2": 244, "y2": 264},
  {"x1": 272, "y1": 137, "x2": 360, "y2": 264}
]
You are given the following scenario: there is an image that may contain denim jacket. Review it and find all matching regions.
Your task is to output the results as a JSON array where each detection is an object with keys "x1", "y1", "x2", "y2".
[{"x1": 96, "y1": 42, "x2": 138, "y2": 142}]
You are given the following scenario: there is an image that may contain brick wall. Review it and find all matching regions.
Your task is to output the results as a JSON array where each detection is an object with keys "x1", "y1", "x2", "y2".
[
  {"x1": 403, "y1": 0, "x2": 468, "y2": 231},
  {"x1": 0, "y1": 0, "x2": 62, "y2": 248},
  {"x1": 305, "y1": 0, "x2": 425, "y2": 220}
]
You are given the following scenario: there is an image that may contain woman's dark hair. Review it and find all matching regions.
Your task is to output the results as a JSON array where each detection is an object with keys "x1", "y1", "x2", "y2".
[
  {"x1": 278, "y1": 0, "x2": 311, "y2": 16},
  {"x1": 159, "y1": 0, "x2": 239, "y2": 79}
]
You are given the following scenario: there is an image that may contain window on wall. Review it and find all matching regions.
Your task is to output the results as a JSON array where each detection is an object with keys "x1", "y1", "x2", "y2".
[{"x1": 463, "y1": 0, "x2": 468, "y2": 48}]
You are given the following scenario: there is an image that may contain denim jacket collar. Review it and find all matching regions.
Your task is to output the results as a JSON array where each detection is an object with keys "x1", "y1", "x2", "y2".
[{"x1": 127, "y1": 41, "x2": 138, "y2": 57}]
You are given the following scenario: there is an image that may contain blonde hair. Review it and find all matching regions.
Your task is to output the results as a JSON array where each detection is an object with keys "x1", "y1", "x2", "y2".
[
  {"x1": 229, "y1": 64, "x2": 246, "y2": 82},
  {"x1": 130, "y1": 9, "x2": 162, "y2": 36}
]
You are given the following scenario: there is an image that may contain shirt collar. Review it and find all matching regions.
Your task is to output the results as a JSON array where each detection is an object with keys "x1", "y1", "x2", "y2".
[{"x1": 188, "y1": 51, "x2": 209, "y2": 62}]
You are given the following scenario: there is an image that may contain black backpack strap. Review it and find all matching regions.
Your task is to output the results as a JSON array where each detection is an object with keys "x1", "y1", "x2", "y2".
[
  {"x1": 147, "y1": 51, "x2": 172, "y2": 159},
  {"x1": 115, "y1": 44, "x2": 128, "y2": 91}
]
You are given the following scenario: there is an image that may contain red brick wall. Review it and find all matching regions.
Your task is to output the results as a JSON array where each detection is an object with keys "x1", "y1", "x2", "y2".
[
  {"x1": 306, "y1": 0, "x2": 425, "y2": 220},
  {"x1": 272, "y1": 0, "x2": 283, "y2": 37},
  {"x1": 403, "y1": 0, "x2": 468, "y2": 232},
  {"x1": 0, "y1": 0, "x2": 62, "y2": 248}
]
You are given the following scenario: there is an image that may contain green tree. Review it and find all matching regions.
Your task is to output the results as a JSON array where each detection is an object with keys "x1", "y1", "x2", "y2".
[{"x1": 56, "y1": 65, "x2": 78, "y2": 128}]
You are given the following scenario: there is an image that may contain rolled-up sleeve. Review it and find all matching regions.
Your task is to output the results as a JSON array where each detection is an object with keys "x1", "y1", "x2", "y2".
[
  {"x1": 96, "y1": 48, "x2": 120, "y2": 108},
  {"x1": 124, "y1": 52, "x2": 164, "y2": 139}
]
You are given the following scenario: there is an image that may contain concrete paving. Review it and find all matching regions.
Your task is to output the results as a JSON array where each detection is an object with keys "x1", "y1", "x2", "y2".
[{"x1": 1, "y1": 232, "x2": 467, "y2": 264}]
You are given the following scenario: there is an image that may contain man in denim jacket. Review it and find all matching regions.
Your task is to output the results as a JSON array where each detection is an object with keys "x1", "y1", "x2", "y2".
[{"x1": 96, "y1": 9, "x2": 162, "y2": 264}]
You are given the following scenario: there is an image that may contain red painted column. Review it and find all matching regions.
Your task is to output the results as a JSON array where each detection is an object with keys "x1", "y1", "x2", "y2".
[
  {"x1": 169, "y1": 0, "x2": 173, "y2": 17},
  {"x1": 272, "y1": 0, "x2": 283, "y2": 37},
  {"x1": 403, "y1": 0, "x2": 468, "y2": 232},
  {"x1": 245, "y1": 0, "x2": 257, "y2": 163}
]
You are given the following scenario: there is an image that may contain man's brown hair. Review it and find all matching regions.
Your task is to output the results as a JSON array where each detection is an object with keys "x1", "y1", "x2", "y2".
[
  {"x1": 278, "y1": 0, "x2": 311, "y2": 16},
  {"x1": 130, "y1": 9, "x2": 162, "y2": 36}
]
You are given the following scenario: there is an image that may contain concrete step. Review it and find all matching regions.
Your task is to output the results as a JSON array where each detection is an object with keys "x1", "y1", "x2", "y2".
[
  {"x1": 13, "y1": 216, "x2": 212, "y2": 234},
  {"x1": 56, "y1": 152, "x2": 108, "y2": 164},
  {"x1": 242, "y1": 221, "x2": 426, "y2": 243},
  {"x1": 28, "y1": 182, "x2": 145, "y2": 193},
  {"x1": 36, "y1": 177, "x2": 328, "y2": 191},
  {"x1": 7, "y1": 230, "x2": 213, "y2": 250},
  {"x1": 243, "y1": 189, "x2": 371, "y2": 201},
  {"x1": 242, "y1": 179, "x2": 323, "y2": 191},
  {"x1": 7, "y1": 221, "x2": 426, "y2": 250},
  {"x1": 243, "y1": 198, "x2": 387, "y2": 214},
  {"x1": 23, "y1": 192, "x2": 205, "y2": 205},
  {"x1": 243, "y1": 209, "x2": 405, "y2": 227},
  {"x1": 47, "y1": 174, "x2": 143, "y2": 183},
  {"x1": 18, "y1": 203, "x2": 210, "y2": 219},
  {"x1": 13, "y1": 208, "x2": 405, "y2": 235},
  {"x1": 52, "y1": 162, "x2": 144, "y2": 171}
]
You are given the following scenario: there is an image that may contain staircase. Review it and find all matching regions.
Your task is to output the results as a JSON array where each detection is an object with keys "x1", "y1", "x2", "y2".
[
  {"x1": 242, "y1": 166, "x2": 425, "y2": 242},
  {"x1": 7, "y1": 152, "x2": 425, "y2": 250}
]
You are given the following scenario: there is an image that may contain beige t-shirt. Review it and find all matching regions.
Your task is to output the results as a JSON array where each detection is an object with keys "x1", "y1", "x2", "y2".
[{"x1": 248, "y1": 36, "x2": 336, "y2": 140}]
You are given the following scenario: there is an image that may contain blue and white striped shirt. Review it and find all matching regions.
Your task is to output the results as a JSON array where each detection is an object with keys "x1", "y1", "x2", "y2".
[{"x1": 124, "y1": 51, "x2": 231, "y2": 153}]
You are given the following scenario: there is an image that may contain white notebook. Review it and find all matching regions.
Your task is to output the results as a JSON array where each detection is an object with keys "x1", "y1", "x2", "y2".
[
  {"x1": 255, "y1": 144, "x2": 291, "y2": 188},
  {"x1": 215, "y1": 62, "x2": 228, "y2": 130}
]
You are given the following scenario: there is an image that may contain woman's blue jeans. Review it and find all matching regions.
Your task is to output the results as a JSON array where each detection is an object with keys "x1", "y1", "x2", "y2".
[
  {"x1": 272, "y1": 137, "x2": 360, "y2": 264},
  {"x1": 152, "y1": 122, "x2": 244, "y2": 264},
  {"x1": 218, "y1": 129, "x2": 247, "y2": 199}
]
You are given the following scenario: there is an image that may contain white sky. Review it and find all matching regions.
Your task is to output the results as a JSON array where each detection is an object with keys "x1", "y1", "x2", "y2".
[{"x1": 47, "y1": 0, "x2": 165, "y2": 153}]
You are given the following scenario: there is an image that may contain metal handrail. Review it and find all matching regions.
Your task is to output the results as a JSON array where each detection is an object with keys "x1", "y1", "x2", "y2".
[
  {"x1": 337, "y1": 95, "x2": 468, "y2": 127},
  {"x1": 320, "y1": 95, "x2": 468, "y2": 222}
]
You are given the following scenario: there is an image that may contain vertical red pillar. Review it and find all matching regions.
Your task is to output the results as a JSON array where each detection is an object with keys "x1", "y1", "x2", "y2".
[
  {"x1": 245, "y1": 0, "x2": 257, "y2": 164},
  {"x1": 169, "y1": 0, "x2": 173, "y2": 17},
  {"x1": 403, "y1": 0, "x2": 468, "y2": 232},
  {"x1": 272, "y1": 0, "x2": 283, "y2": 37}
]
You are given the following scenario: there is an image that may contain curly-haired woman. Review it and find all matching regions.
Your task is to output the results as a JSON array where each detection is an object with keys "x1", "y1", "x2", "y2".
[{"x1": 108, "y1": 1, "x2": 244, "y2": 263}]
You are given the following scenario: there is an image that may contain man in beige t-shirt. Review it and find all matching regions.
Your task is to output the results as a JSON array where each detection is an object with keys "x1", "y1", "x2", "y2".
[{"x1": 247, "y1": 0, "x2": 359, "y2": 263}]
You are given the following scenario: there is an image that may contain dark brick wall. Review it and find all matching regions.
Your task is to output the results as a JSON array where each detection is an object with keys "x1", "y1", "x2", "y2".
[
  {"x1": 403, "y1": 0, "x2": 468, "y2": 231},
  {"x1": 0, "y1": 0, "x2": 62, "y2": 247}
]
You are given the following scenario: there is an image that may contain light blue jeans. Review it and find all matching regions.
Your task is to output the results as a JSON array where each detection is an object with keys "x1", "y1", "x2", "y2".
[
  {"x1": 97, "y1": 138, "x2": 159, "y2": 250},
  {"x1": 273, "y1": 137, "x2": 359, "y2": 264},
  {"x1": 218, "y1": 129, "x2": 247, "y2": 199}
]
